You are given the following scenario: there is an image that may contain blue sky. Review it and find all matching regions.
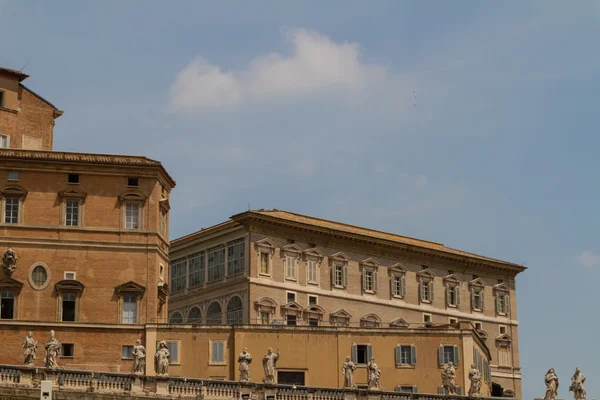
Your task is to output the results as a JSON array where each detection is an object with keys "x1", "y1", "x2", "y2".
[{"x1": 2, "y1": 1, "x2": 599, "y2": 398}]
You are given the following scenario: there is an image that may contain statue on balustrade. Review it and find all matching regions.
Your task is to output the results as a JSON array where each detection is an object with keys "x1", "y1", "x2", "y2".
[
  {"x1": 44, "y1": 330, "x2": 61, "y2": 369},
  {"x1": 238, "y1": 347, "x2": 253, "y2": 382},
  {"x1": 132, "y1": 339, "x2": 146, "y2": 375},
  {"x1": 367, "y1": 357, "x2": 381, "y2": 390},
  {"x1": 22, "y1": 332, "x2": 38, "y2": 366},
  {"x1": 342, "y1": 356, "x2": 356, "y2": 388},
  {"x1": 154, "y1": 341, "x2": 170, "y2": 376},
  {"x1": 544, "y1": 368, "x2": 559, "y2": 400},
  {"x1": 262, "y1": 348, "x2": 279, "y2": 384},
  {"x1": 468, "y1": 363, "x2": 482, "y2": 397},
  {"x1": 441, "y1": 362, "x2": 457, "y2": 395},
  {"x1": 569, "y1": 368, "x2": 586, "y2": 400}
]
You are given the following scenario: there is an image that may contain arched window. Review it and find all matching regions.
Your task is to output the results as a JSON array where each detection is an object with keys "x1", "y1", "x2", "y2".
[
  {"x1": 187, "y1": 307, "x2": 202, "y2": 324},
  {"x1": 360, "y1": 313, "x2": 381, "y2": 328},
  {"x1": 226, "y1": 296, "x2": 243, "y2": 325},
  {"x1": 169, "y1": 311, "x2": 183, "y2": 324},
  {"x1": 206, "y1": 302, "x2": 222, "y2": 325}
]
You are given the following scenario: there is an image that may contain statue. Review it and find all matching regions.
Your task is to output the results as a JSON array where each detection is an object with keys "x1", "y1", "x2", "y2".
[
  {"x1": 367, "y1": 357, "x2": 381, "y2": 390},
  {"x1": 569, "y1": 368, "x2": 586, "y2": 400},
  {"x1": 44, "y1": 330, "x2": 61, "y2": 369},
  {"x1": 154, "y1": 341, "x2": 170, "y2": 376},
  {"x1": 342, "y1": 356, "x2": 356, "y2": 388},
  {"x1": 544, "y1": 368, "x2": 559, "y2": 400},
  {"x1": 468, "y1": 363, "x2": 482, "y2": 397},
  {"x1": 262, "y1": 348, "x2": 279, "y2": 384},
  {"x1": 441, "y1": 363, "x2": 457, "y2": 395},
  {"x1": 22, "y1": 332, "x2": 38, "y2": 366},
  {"x1": 238, "y1": 347, "x2": 253, "y2": 382},
  {"x1": 2, "y1": 248, "x2": 17, "y2": 275},
  {"x1": 131, "y1": 339, "x2": 146, "y2": 375}
]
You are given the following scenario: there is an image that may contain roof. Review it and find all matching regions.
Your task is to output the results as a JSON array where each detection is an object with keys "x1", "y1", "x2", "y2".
[
  {"x1": 0, "y1": 67, "x2": 29, "y2": 82},
  {"x1": 0, "y1": 149, "x2": 175, "y2": 187},
  {"x1": 232, "y1": 209, "x2": 526, "y2": 271}
]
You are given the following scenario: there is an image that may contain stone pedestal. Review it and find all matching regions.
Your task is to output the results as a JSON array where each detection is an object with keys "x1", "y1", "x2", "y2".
[
  {"x1": 155, "y1": 376, "x2": 170, "y2": 395},
  {"x1": 343, "y1": 392, "x2": 357, "y2": 400},
  {"x1": 131, "y1": 376, "x2": 144, "y2": 394},
  {"x1": 19, "y1": 367, "x2": 34, "y2": 386}
]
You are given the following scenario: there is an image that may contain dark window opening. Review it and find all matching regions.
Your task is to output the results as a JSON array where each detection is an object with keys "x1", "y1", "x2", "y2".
[
  {"x1": 0, "y1": 292, "x2": 14, "y2": 319},
  {"x1": 308, "y1": 318, "x2": 319, "y2": 326},
  {"x1": 286, "y1": 292, "x2": 296, "y2": 303},
  {"x1": 278, "y1": 371, "x2": 305, "y2": 386},
  {"x1": 491, "y1": 383, "x2": 504, "y2": 397},
  {"x1": 0, "y1": 91, "x2": 4, "y2": 107},
  {"x1": 127, "y1": 177, "x2": 139, "y2": 187},
  {"x1": 61, "y1": 343, "x2": 74, "y2": 357},
  {"x1": 67, "y1": 174, "x2": 80, "y2": 184},
  {"x1": 356, "y1": 344, "x2": 369, "y2": 364},
  {"x1": 62, "y1": 293, "x2": 76, "y2": 321},
  {"x1": 286, "y1": 315, "x2": 297, "y2": 326}
]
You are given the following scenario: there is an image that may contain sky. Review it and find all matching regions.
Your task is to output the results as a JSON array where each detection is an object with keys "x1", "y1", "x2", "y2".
[{"x1": 2, "y1": 1, "x2": 600, "y2": 398}]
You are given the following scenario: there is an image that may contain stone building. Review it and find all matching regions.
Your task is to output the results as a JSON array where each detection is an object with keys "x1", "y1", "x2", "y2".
[
  {"x1": 0, "y1": 67, "x2": 63, "y2": 150},
  {"x1": 169, "y1": 209, "x2": 524, "y2": 397}
]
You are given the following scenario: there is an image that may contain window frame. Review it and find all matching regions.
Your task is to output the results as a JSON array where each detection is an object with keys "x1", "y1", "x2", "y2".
[
  {"x1": 438, "y1": 345, "x2": 460, "y2": 367},
  {"x1": 28, "y1": 262, "x2": 51, "y2": 291},
  {"x1": 389, "y1": 265, "x2": 407, "y2": 299},
  {"x1": 0, "y1": 133, "x2": 9, "y2": 148},
  {"x1": 395, "y1": 344, "x2": 417, "y2": 367},
  {"x1": 124, "y1": 202, "x2": 141, "y2": 229},
  {"x1": 121, "y1": 345, "x2": 134, "y2": 359},
  {"x1": 469, "y1": 279, "x2": 486, "y2": 312},
  {"x1": 308, "y1": 295, "x2": 318, "y2": 306},
  {"x1": 255, "y1": 239, "x2": 276, "y2": 277},
  {"x1": 64, "y1": 198, "x2": 82, "y2": 227},
  {"x1": 169, "y1": 258, "x2": 187, "y2": 294},
  {"x1": 207, "y1": 245, "x2": 225, "y2": 283},
  {"x1": 227, "y1": 238, "x2": 246, "y2": 276},
  {"x1": 417, "y1": 269, "x2": 436, "y2": 304},
  {"x1": 330, "y1": 253, "x2": 349, "y2": 289},
  {"x1": 61, "y1": 343, "x2": 75, "y2": 358},
  {"x1": 304, "y1": 248, "x2": 323, "y2": 286},
  {"x1": 493, "y1": 283, "x2": 510, "y2": 316},
  {"x1": 443, "y1": 274, "x2": 461, "y2": 309},
  {"x1": 0, "y1": 290, "x2": 16, "y2": 320},
  {"x1": 209, "y1": 340, "x2": 226, "y2": 365},
  {"x1": 2, "y1": 196, "x2": 21, "y2": 224},
  {"x1": 7, "y1": 171, "x2": 19, "y2": 181},
  {"x1": 188, "y1": 252, "x2": 205, "y2": 289},
  {"x1": 352, "y1": 343, "x2": 372, "y2": 365}
]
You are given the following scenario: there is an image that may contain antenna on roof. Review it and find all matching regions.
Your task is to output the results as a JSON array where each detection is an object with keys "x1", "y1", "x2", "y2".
[
  {"x1": 19, "y1": 61, "x2": 30, "y2": 72},
  {"x1": 247, "y1": 202, "x2": 251, "y2": 211}
]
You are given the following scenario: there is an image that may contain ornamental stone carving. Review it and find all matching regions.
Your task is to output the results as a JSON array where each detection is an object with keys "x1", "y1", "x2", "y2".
[
  {"x1": 154, "y1": 340, "x2": 170, "y2": 376},
  {"x1": 342, "y1": 356, "x2": 356, "y2": 388},
  {"x1": 44, "y1": 330, "x2": 61, "y2": 369},
  {"x1": 441, "y1": 363, "x2": 457, "y2": 395},
  {"x1": 367, "y1": 357, "x2": 381, "y2": 390},
  {"x1": 468, "y1": 363, "x2": 482, "y2": 397},
  {"x1": 131, "y1": 339, "x2": 146, "y2": 375},
  {"x1": 238, "y1": 347, "x2": 252, "y2": 382},
  {"x1": 544, "y1": 368, "x2": 559, "y2": 400},
  {"x1": 2, "y1": 248, "x2": 17, "y2": 275},
  {"x1": 569, "y1": 368, "x2": 586, "y2": 400},
  {"x1": 22, "y1": 332, "x2": 37, "y2": 366},
  {"x1": 262, "y1": 348, "x2": 279, "y2": 384}
]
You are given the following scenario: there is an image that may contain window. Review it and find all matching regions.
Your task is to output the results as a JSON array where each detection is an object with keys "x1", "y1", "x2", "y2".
[
  {"x1": 207, "y1": 246, "x2": 225, "y2": 282},
  {"x1": 307, "y1": 260, "x2": 318, "y2": 283},
  {"x1": 226, "y1": 296, "x2": 243, "y2": 325},
  {"x1": 352, "y1": 344, "x2": 372, "y2": 364},
  {"x1": 62, "y1": 293, "x2": 76, "y2": 321},
  {"x1": 122, "y1": 294, "x2": 137, "y2": 323},
  {"x1": 363, "y1": 270, "x2": 378, "y2": 292},
  {"x1": 125, "y1": 203, "x2": 140, "y2": 229},
  {"x1": 473, "y1": 275, "x2": 478, "y2": 279},
  {"x1": 497, "y1": 293, "x2": 507, "y2": 314},
  {"x1": 206, "y1": 302, "x2": 222, "y2": 324},
  {"x1": 0, "y1": 134, "x2": 10, "y2": 148},
  {"x1": 0, "y1": 92, "x2": 4, "y2": 108},
  {"x1": 259, "y1": 252, "x2": 270, "y2": 275},
  {"x1": 286, "y1": 314, "x2": 297, "y2": 326},
  {"x1": 67, "y1": 174, "x2": 79, "y2": 184},
  {"x1": 7, "y1": 171, "x2": 19, "y2": 181},
  {"x1": 395, "y1": 345, "x2": 416, "y2": 366},
  {"x1": 474, "y1": 322, "x2": 482, "y2": 330},
  {"x1": 188, "y1": 252, "x2": 205, "y2": 288},
  {"x1": 4, "y1": 196, "x2": 19, "y2": 223},
  {"x1": 391, "y1": 274, "x2": 406, "y2": 297},
  {"x1": 227, "y1": 238, "x2": 245, "y2": 276},
  {"x1": 285, "y1": 256, "x2": 297, "y2": 280},
  {"x1": 127, "y1": 177, "x2": 139, "y2": 187},
  {"x1": 308, "y1": 318, "x2": 319, "y2": 326},
  {"x1": 360, "y1": 314, "x2": 380, "y2": 328},
  {"x1": 210, "y1": 341, "x2": 225, "y2": 364},
  {"x1": 166, "y1": 341, "x2": 179, "y2": 363},
  {"x1": 498, "y1": 348, "x2": 510, "y2": 366},
  {"x1": 499, "y1": 325, "x2": 507, "y2": 335},
  {"x1": 423, "y1": 314, "x2": 432, "y2": 323},
  {"x1": 64, "y1": 272, "x2": 76, "y2": 280},
  {"x1": 0, "y1": 291, "x2": 15, "y2": 319},
  {"x1": 472, "y1": 289, "x2": 484, "y2": 310},
  {"x1": 260, "y1": 311, "x2": 270, "y2": 325},
  {"x1": 30, "y1": 265, "x2": 49, "y2": 289},
  {"x1": 421, "y1": 265, "x2": 428, "y2": 270},
  {"x1": 308, "y1": 295, "x2": 317, "y2": 306},
  {"x1": 169, "y1": 312, "x2": 183, "y2": 323},
  {"x1": 286, "y1": 292, "x2": 296, "y2": 303},
  {"x1": 449, "y1": 318, "x2": 458, "y2": 324},
  {"x1": 396, "y1": 386, "x2": 418, "y2": 394},
  {"x1": 278, "y1": 371, "x2": 305, "y2": 386},
  {"x1": 447, "y1": 285, "x2": 460, "y2": 307},
  {"x1": 122, "y1": 345, "x2": 134, "y2": 359},
  {"x1": 421, "y1": 280, "x2": 433, "y2": 302},
  {"x1": 64, "y1": 199, "x2": 80, "y2": 226},
  {"x1": 438, "y1": 345, "x2": 459, "y2": 366},
  {"x1": 170, "y1": 258, "x2": 187, "y2": 294},
  {"x1": 61, "y1": 344, "x2": 74, "y2": 357},
  {"x1": 188, "y1": 307, "x2": 202, "y2": 323},
  {"x1": 333, "y1": 264, "x2": 348, "y2": 288}
]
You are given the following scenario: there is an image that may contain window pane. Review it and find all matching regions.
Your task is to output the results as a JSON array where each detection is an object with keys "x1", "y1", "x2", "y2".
[
  {"x1": 226, "y1": 297, "x2": 243, "y2": 325},
  {"x1": 65, "y1": 200, "x2": 80, "y2": 226},
  {"x1": 170, "y1": 258, "x2": 187, "y2": 293},
  {"x1": 188, "y1": 252, "x2": 205, "y2": 288},
  {"x1": 212, "y1": 342, "x2": 224, "y2": 363},
  {"x1": 167, "y1": 341, "x2": 179, "y2": 363},
  {"x1": 207, "y1": 246, "x2": 225, "y2": 282},
  {"x1": 125, "y1": 203, "x2": 139, "y2": 229},
  {"x1": 4, "y1": 197, "x2": 19, "y2": 223},
  {"x1": 62, "y1": 294, "x2": 76, "y2": 321},
  {"x1": 122, "y1": 345, "x2": 134, "y2": 358},
  {"x1": 32, "y1": 266, "x2": 48, "y2": 287},
  {"x1": 122, "y1": 295, "x2": 137, "y2": 324},
  {"x1": 260, "y1": 252, "x2": 269, "y2": 274},
  {"x1": 227, "y1": 238, "x2": 245, "y2": 276},
  {"x1": 207, "y1": 302, "x2": 222, "y2": 324}
]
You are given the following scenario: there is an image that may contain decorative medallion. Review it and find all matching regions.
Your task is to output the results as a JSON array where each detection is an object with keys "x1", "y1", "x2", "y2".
[{"x1": 2, "y1": 248, "x2": 17, "y2": 276}]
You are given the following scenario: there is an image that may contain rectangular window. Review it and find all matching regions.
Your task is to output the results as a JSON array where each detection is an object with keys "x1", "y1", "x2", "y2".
[
  {"x1": 308, "y1": 318, "x2": 319, "y2": 326},
  {"x1": 211, "y1": 341, "x2": 225, "y2": 364},
  {"x1": 392, "y1": 276, "x2": 402, "y2": 297},
  {"x1": 499, "y1": 325, "x2": 507, "y2": 335},
  {"x1": 448, "y1": 286, "x2": 457, "y2": 306},
  {"x1": 0, "y1": 291, "x2": 15, "y2": 319},
  {"x1": 421, "y1": 281, "x2": 432, "y2": 302},
  {"x1": 167, "y1": 341, "x2": 179, "y2": 363},
  {"x1": 474, "y1": 322, "x2": 482, "y2": 330},
  {"x1": 227, "y1": 238, "x2": 245, "y2": 275},
  {"x1": 65, "y1": 199, "x2": 80, "y2": 226},
  {"x1": 395, "y1": 345, "x2": 416, "y2": 366},
  {"x1": 499, "y1": 348, "x2": 510, "y2": 367},
  {"x1": 4, "y1": 197, "x2": 19, "y2": 224},
  {"x1": 7, "y1": 171, "x2": 19, "y2": 181},
  {"x1": 127, "y1": 177, "x2": 139, "y2": 187},
  {"x1": 364, "y1": 270, "x2": 373, "y2": 291},
  {"x1": 122, "y1": 345, "x2": 134, "y2": 359},
  {"x1": 261, "y1": 311, "x2": 270, "y2": 325},
  {"x1": 286, "y1": 314, "x2": 297, "y2": 326},
  {"x1": 308, "y1": 295, "x2": 317, "y2": 306},
  {"x1": 170, "y1": 258, "x2": 187, "y2": 293},
  {"x1": 396, "y1": 386, "x2": 418, "y2": 394},
  {"x1": 62, "y1": 293, "x2": 76, "y2": 321},
  {"x1": 67, "y1": 173, "x2": 79, "y2": 184},
  {"x1": 472, "y1": 290, "x2": 483, "y2": 310},
  {"x1": 285, "y1": 256, "x2": 297, "y2": 280},
  {"x1": 353, "y1": 344, "x2": 372, "y2": 364},
  {"x1": 188, "y1": 252, "x2": 205, "y2": 288},
  {"x1": 64, "y1": 272, "x2": 76, "y2": 280},
  {"x1": 61, "y1": 343, "x2": 74, "y2": 357},
  {"x1": 260, "y1": 252, "x2": 270, "y2": 275},
  {"x1": 333, "y1": 264, "x2": 347, "y2": 287},
  {"x1": 0, "y1": 134, "x2": 10, "y2": 148},
  {"x1": 0, "y1": 92, "x2": 4, "y2": 107},
  {"x1": 307, "y1": 260, "x2": 317, "y2": 283},
  {"x1": 278, "y1": 371, "x2": 305, "y2": 386},
  {"x1": 286, "y1": 292, "x2": 296, "y2": 303},
  {"x1": 125, "y1": 203, "x2": 140, "y2": 229},
  {"x1": 449, "y1": 318, "x2": 458, "y2": 324},
  {"x1": 423, "y1": 314, "x2": 432, "y2": 323},
  {"x1": 122, "y1": 294, "x2": 137, "y2": 324},
  {"x1": 207, "y1": 246, "x2": 225, "y2": 282},
  {"x1": 497, "y1": 294, "x2": 507, "y2": 314},
  {"x1": 439, "y1": 345, "x2": 459, "y2": 365},
  {"x1": 160, "y1": 211, "x2": 166, "y2": 234}
]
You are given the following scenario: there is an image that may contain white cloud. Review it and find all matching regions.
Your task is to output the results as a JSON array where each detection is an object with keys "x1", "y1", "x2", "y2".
[
  {"x1": 578, "y1": 251, "x2": 600, "y2": 268},
  {"x1": 170, "y1": 29, "x2": 387, "y2": 112}
]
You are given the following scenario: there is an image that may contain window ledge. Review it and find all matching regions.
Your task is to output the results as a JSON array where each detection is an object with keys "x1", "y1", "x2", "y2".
[
  {"x1": 121, "y1": 357, "x2": 134, "y2": 360},
  {"x1": 0, "y1": 106, "x2": 18, "y2": 114},
  {"x1": 472, "y1": 308, "x2": 483, "y2": 313},
  {"x1": 307, "y1": 281, "x2": 319, "y2": 286},
  {"x1": 447, "y1": 304, "x2": 457, "y2": 308},
  {"x1": 209, "y1": 362, "x2": 226, "y2": 366},
  {"x1": 285, "y1": 277, "x2": 298, "y2": 282},
  {"x1": 333, "y1": 285, "x2": 346, "y2": 290},
  {"x1": 258, "y1": 273, "x2": 272, "y2": 278},
  {"x1": 61, "y1": 356, "x2": 75, "y2": 359},
  {"x1": 421, "y1": 299, "x2": 432, "y2": 304},
  {"x1": 395, "y1": 365, "x2": 416, "y2": 369},
  {"x1": 392, "y1": 295, "x2": 404, "y2": 300}
]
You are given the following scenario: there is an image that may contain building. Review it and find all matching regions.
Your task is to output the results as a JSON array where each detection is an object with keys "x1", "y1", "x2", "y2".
[
  {"x1": 169, "y1": 209, "x2": 525, "y2": 397},
  {"x1": 0, "y1": 67, "x2": 63, "y2": 150}
]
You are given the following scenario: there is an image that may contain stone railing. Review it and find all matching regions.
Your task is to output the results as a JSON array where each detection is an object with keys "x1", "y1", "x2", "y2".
[{"x1": 0, "y1": 364, "x2": 515, "y2": 400}]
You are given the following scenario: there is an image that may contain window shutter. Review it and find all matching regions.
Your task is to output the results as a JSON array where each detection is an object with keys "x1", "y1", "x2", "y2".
[
  {"x1": 412, "y1": 386, "x2": 419, "y2": 394},
  {"x1": 438, "y1": 346, "x2": 444, "y2": 366},
  {"x1": 429, "y1": 280, "x2": 434, "y2": 301},
  {"x1": 343, "y1": 265, "x2": 348, "y2": 287},
  {"x1": 351, "y1": 344, "x2": 358, "y2": 363},
  {"x1": 331, "y1": 266, "x2": 335, "y2": 287},
  {"x1": 401, "y1": 275, "x2": 406, "y2": 297},
  {"x1": 456, "y1": 286, "x2": 461, "y2": 305},
  {"x1": 362, "y1": 270, "x2": 366, "y2": 292},
  {"x1": 496, "y1": 294, "x2": 501, "y2": 313},
  {"x1": 395, "y1": 345, "x2": 401, "y2": 365},
  {"x1": 480, "y1": 289, "x2": 485, "y2": 310},
  {"x1": 471, "y1": 291, "x2": 475, "y2": 310},
  {"x1": 366, "y1": 344, "x2": 373, "y2": 361},
  {"x1": 411, "y1": 345, "x2": 417, "y2": 366},
  {"x1": 505, "y1": 294, "x2": 510, "y2": 314},
  {"x1": 420, "y1": 282, "x2": 425, "y2": 302},
  {"x1": 446, "y1": 286, "x2": 451, "y2": 306},
  {"x1": 453, "y1": 346, "x2": 460, "y2": 365},
  {"x1": 373, "y1": 270, "x2": 378, "y2": 292}
]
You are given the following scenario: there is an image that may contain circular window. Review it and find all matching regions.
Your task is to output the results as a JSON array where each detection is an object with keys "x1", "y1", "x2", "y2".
[{"x1": 28, "y1": 263, "x2": 51, "y2": 290}]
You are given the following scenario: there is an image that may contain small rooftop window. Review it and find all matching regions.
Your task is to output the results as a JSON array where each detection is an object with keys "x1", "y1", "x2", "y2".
[
  {"x1": 68, "y1": 174, "x2": 80, "y2": 184},
  {"x1": 127, "y1": 177, "x2": 139, "y2": 187}
]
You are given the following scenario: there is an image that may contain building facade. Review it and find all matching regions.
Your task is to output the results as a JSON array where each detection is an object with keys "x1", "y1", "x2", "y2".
[
  {"x1": 169, "y1": 209, "x2": 525, "y2": 398},
  {"x1": 0, "y1": 67, "x2": 63, "y2": 150}
]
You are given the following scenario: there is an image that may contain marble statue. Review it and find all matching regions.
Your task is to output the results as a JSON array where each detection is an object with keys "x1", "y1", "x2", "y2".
[
  {"x1": 154, "y1": 341, "x2": 170, "y2": 376},
  {"x1": 262, "y1": 348, "x2": 279, "y2": 384},
  {"x1": 569, "y1": 368, "x2": 586, "y2": 400},
  {"x1": 367, "y1": 357, "x2": 381, "y2": 390},
  {"x1": 544, "y1": 368, "x2": 559, "y2": 400},
  {"x1": 131, "y1": 339, "x2": 146, "y2": 375},
  {"x1": 2, "y1": 248, "x2": 17, "y2": 275},
  {"x1": 238, "y1": 347, "x2": 253, "y2": 382},
  {"x1": 468, "y1": 363, "x2": 482, "y2": 397},
  {"x1": 441, "y1": 363, "x2": 458, "y2": 395},
  {"x1": 22, "y1": 332, "x2": 37, "y2": 366},
  {"x1": 44, "y1": 330, "x2": 61, "y2": 369},
  {"x1": 342, "y1": 356, "x2": 356, "y2": 388}
]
